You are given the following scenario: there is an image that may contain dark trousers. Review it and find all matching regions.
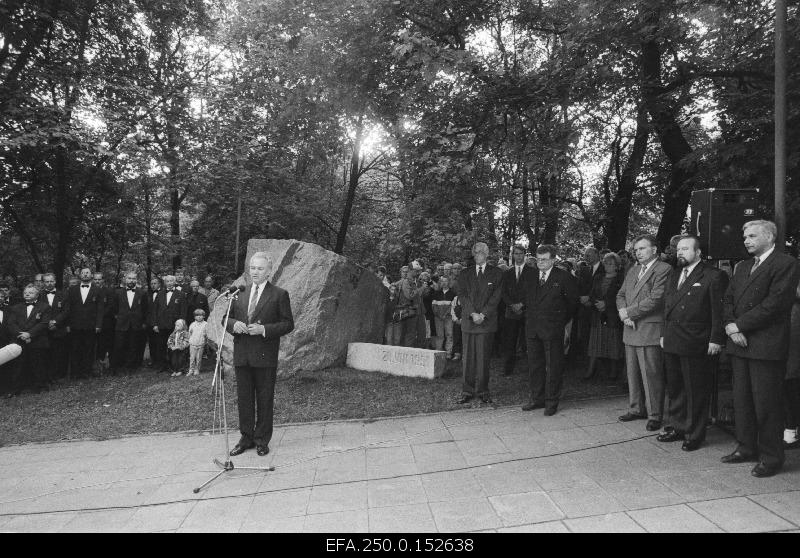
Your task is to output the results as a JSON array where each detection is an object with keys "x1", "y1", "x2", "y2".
[
  {"x1": 168, "y1": 348, "x2": 188, "y2": 372},
  {"x1": 96, "y1": 329, "x2": 114, "y2": 361},
  {"x1": 461, "y1": 331, "x2": 492, "y2": 397},
  {"x1": 731, "y1": 356, "x2": 785, "y2": 468},
  {"x1": 156, "y1": 329, "x2": 173, "y2": 370},
  {"x1": 70, "y1": 330, "x2": 96, "y2": 377},
  {"x1": 502, "y1": 318, "x2": 525, "y2": 374},
  {"x1": 235, "y1": 365, "x2": 277, "y2": 446},
  {"x1": 526, "y1": 333, "x2": 565, "y2": 409},
  {"x1": 10, "y1": 348, "x2": 47, "y2": 392},
  {"x1": 113, "y1": 329, "x2": 144, "y2": 370},
  {"x1": 48, "y1": 334, "x2": 69, "y2": 381},
  {"x1": 784, "y1": 378, "x2": 800, "y2": 428},
  {"x1": 664, "y1": 353, "x2": 712, "y2": 442},
  {"x1": 453, "y1": 323, "x2": 463, "y2": 355},
  {"x1": 147, "y1": 328, "x2": 160, "y2": 366}
]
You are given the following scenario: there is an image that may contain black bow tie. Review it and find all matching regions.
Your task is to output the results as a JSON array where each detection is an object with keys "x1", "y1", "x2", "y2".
[
  {"x1": 81, "y1": 284, "x2": 90, "y2": 288},
  {"x1": 127, "y1": 287, "x2": 136, "y2": 291},
  {"x1": 167, "y1": 288, "x2": 174, "y2": 292},
  {"x1": 47, "y1": 290, "x2": 55, "y2": 294}
]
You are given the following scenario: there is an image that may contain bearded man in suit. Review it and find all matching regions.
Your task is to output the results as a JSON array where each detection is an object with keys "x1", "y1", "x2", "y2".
[
  {"x1": 522, "y1": 244, "x2": 579, "y2": 416},
  {"x1": 658, "y1": 236, "x2": 728, "y2": 451},
  {"x1": 616, "y1": 234, "x2": 672, "y2": 431},
  {"x1": 40, "y1": 272, "x2": 69, "y2": 382},
  {"x1": 720, "y1": 220, "x2": 800, "y2": 477},
  {"x1": 456, "y1": 242, "x2": 504, "y2": 405},
  {"x1": 227, "y1": 252, "x2": 294, "y2": 457}
]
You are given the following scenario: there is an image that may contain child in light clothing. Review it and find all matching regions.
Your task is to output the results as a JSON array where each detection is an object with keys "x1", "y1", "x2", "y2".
[
  {"x1": 167, "y1": 319, "x2": 190, "y2": 376},
  {"x1": 188, "y1": 309, "x2": 208, "y2": 376}
]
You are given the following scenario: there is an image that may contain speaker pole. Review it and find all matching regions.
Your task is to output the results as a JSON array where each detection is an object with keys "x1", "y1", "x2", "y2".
[{"x1": 774, "y1": 0, "x2": 787, "y2": 249}]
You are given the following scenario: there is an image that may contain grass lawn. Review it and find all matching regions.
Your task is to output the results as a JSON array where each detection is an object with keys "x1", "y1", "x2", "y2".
[{"x1": 0, "y1": 355, "x2": 632, "y2": 446}]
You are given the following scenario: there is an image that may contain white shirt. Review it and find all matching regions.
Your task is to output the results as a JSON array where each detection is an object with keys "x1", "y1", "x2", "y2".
[
  {"x1": 26, "y1": 304, "x2": 34, "y2": 319},
  {"x1": 475, "y1": 264, "x2": 485, "y2": 277},
  {"x1": 592, "y1": 262, "x2": 601, "y2": 275},
  {"x1": 166, "y1": 290, "x2": 173, "y2": 305},
  {"x1": 152, "y1": 291, "x2": 158, "y2": 302},
  {"x1": 126, "y1": 289, "x2": 135, "y2": 308},
  {"x1": 80, "y1": 283, "x2": 91, "y2": 303},
  {"x1": 249, "y1": 282, "x2": 268, "y2": 337},
  {"x1": 637, "y1": 258, "x2": 656, "y2": 280},
  {"x1": 47, "y1": 292, "x2": 55, "y2": 306},
  {"x1": 0, "y1": 309, "x2": 4, "y2": 324},
  {"x1": 753, "y1": 245, "x2": 775, "y2": 269}
]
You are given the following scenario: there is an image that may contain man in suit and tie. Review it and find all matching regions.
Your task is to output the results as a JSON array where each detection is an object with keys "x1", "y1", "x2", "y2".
[
  {"x1": 7, "y1": 285, "x2": 51, "y2": 394},
  {"x1": 40, "y1": 273, "x2": 69, "y2": 382},
  {"x1": 456, "y1": 242, "x2": 504, "y2": 405},
  {"x1": 720, "y1": 220, "x2": 800, "y2": 477},
  {"x1": 658, "y1": 236, "x2": 728, "y2": 451},
  {"x1": 185, "y1": 279, "x2": 210, "y2": 324},
  {"x1": 146, "y1": 276, "x2": 162, "y2": 368},
  {"x1": 522, "y1": 244, "x2": 579, "y2": 415},
  {"x1": 616, "y1": 234, "x2": 671, "y2": 431},
  {"x1": 153, "y1": 275, "x2": 187, "y2": 373},
  {"x1": 62, "y1": 268, "x2": 105, "y2": 378},
  {"x1": 501, "y1": 245, "x2": 531, "y2": 376},
  {"x1": 227, "y1": 252, "x2": 294, "y2": 457},
  {"x1": 110, "y1": 271, "x2": 148, "y2": 375},
  {"x1": 93, "y1": 271, "x2": 116, "y2": 374}
]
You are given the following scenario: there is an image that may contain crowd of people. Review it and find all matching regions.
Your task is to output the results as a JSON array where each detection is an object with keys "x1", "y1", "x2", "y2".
[
  {"x1": 377, "y1": 220, "x2": 800, "y2": 478},
  {"x1": 0, "y1": 268, "x2": 229, "y2": 396}
]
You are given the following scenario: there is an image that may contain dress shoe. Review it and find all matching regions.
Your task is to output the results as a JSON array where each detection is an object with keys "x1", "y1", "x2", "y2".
[
  {"x1": 784, "y1": 439, "x2": 800, "y2": 450},
  {"x1": 229, "y1": 443, "x2": 254, "y2": 456},
  {"x1": 543, "y1": 407, "x2": 558, "y2": 416},
  {"x1": 657, "y1": 430, "x2": 684, "y2": 443},
  {"x1": 681, "y1": 439, "x2": 702, "y2": 452},
  {"x1": 720, "y1": 450, "x2": 757, "y2": 464},
  {"x1": 257, "y1": 445, "x2": 270, "y2": 456},
  {"x1": 751, "y1": 462, "x2": 780, "y2": 478},
  {"x1": 618, "y1": 412, "x2": 646, "y2": 422},
  {"x1": 522, "y1": 402, "x2": 545, "y2": 411},
  {"x1": 645, "y1": 420, "x2": 662, "y2": 432},
  {"x1": 456, "y1": 394, "x2": 473, "y2": 404}
]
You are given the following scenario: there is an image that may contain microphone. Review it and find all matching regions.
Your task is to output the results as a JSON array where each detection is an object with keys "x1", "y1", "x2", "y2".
[{"x1": 222, "y1": 284, "x2": 246, "y2": 296}]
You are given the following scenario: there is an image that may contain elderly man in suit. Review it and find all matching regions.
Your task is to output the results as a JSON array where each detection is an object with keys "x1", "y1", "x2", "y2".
[
  {"x1": 456, "y1": 242, "x2": 504, "y2": 405},
  {"x1": 501, "y1": 245, "x2": 531, "y2": 376},
  {"x1": 658, "y1": 236, "x2": 728, "y2": 451},
  {"x1": 153, "y1": 275, "x2": 187, "y2": 373},
  {"x1": 8, "y1": 285, "x2": 51, "y2": 395},
  {"x1": 62, "y1": 268, "x2": 105, "y2": 378},
  {"x1": 616, "y1": 234, "x2": 671, "y2": 431},
  {"x1": 111, "y1": 271, "x2": 149, "y2": 375},
  {"x1": 40, "y1": 272, "x2": 69, "y2": 382},
  {"x1": 522, "y1": 244, "x2": 579, "y2": 416},
  {"x1": 228, "y1": 252, "x2": 294, "y2": 457},
  {"x1": 721, "y1": 220, "x2": 800, "y2": 477}
]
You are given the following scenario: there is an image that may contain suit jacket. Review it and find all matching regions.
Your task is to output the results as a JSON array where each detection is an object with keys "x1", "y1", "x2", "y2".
[
  {"x1": 502, "y1": 265, "x2": 532, "y2": 321},
  {"x1": 226, "y1": 282, "x2": 294, "y2": 368},
  {"x1": 63, "y1": 284, "x2": 105, "y2": 331},
  {"x1": 9, "y1": 301, "x2": 51, "y2": 349},
  {"x1": 662, "y1": 262, "x2": 728, "y2": 356},
  {"x1": 457, "y1": 265, "x2": 504, "y2": 334},
  {"x1": 523, "y1": 266, "x2": 579, "y2": 340},
  {"x1": 112, "y1": 287, "x2": 148, "y2": 331},
  {"x1": 185, "y1": 291, "x2": 210, "y2": 323},
  {"x1": 589, "y1": 272, "x2": 624, "y2": 328},
  {"x1": 578, "y1": 263, "x2": 603, "y2": 297},
  {"x1": 146, "y1": 290, "x2": 161, "y2": 327},
  {"x1": 154, "y1": 289, "x2": 187, "y2": 330},
  {"x1": 616, "y1": 259, "x2": 671, "y2": 346},
  {"x1": 38, "y1": 289, "x2": 68, "y2": 338},
  {"x1": 723, "y1": 250, "x2": 799, "y2": 360},
  {"x1": 0, "y1": 307, "x2": 15, "y2": 346}
]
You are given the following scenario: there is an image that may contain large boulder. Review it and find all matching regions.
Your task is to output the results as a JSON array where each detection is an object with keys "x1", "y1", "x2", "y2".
[{"x1": 207, "y1": 239, "x2": 388, "y2": 376}]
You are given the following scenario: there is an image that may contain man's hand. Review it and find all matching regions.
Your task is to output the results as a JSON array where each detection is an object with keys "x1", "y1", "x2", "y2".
[
  {"x1": 707, "y1": 343, "x2": 722, "y2": 355},
  {"x1": 66, "y1": 326, "x2": 71, "y2": 334},
  {"x1": 659, "y1": 337, "x2": 664, "y2": 349},
  {"x1": 95, "y1": 328, "x2": 101, "y2": 334},
  {"x1": 618, "y1": 308, "x2": 629, "y2": 321},
  {"x1": 153, "y1": 326, "x2": 159, "y2": 333},
  {"x1": 594, "y1": 301, "x2": 606, "y2": 312},
  {"x1": 623, "y1": 318, "x2": 635, "y2": 328},
  {"x1": 247, "y1": 324, "x2": 265, "y2": 336},
  {"x1": 725, "y1": 323, "x2": 740, "y2": 336},
  {"x1": 730, "y1": 333, "x2": 747, "y2": 348},
  {"x1": 580, "y1": 295, "x2": 590, "y2": 306},
  {"x1": 511, "y1": 303, "x2": 523, "y2": 313},
  {"x1": 18, "y1": 332, "x2": 31, "y2": 342},
  {"x1": 232, "y1": 321, "x2": 248, "y2": 334},
  {"x1": 48, "y1": 320, "x2": 57, "y2": 330}
]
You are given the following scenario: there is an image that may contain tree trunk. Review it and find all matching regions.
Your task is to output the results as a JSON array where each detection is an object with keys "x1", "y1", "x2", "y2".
[
  {"x1": 640, "y1": 12, "x2": 694, "y2": 249},
  {"x1": 334, "y1": 116, "x2": 363, "y2": 254},
  {"x1": 144, "y1": 178, "x2": 153, "y2": 284},
  {"x1": 606, "y1": 103, "x2": 649, "y2": 251},
  {"x1": 521, "y1": 167, "x2": 536, "y2": 248}
]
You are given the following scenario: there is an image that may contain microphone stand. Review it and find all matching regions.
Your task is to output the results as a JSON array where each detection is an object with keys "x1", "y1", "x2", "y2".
[{"x1": 194, "y1": 289, "x2": 274, "y2": 494}]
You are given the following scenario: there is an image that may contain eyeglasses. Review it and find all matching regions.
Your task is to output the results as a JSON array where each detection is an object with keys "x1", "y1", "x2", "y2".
[{"x1": 535, "y1": 258, "x2": 553, "y2": 263}]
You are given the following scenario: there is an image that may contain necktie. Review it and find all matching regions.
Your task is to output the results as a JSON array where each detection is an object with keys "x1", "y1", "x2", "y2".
[
  {"x1": 477, "y1": 266, "x2": 483, "y2": 279},
  {"x1": 539, "y1": 271, "x2": 546, "y2": 286},
  {"x1": 248, "y1": 285, "x2": 259, "y2": 322},
  {"x1": 637, "y1": 264, "x2": 647, "y2": 283},
  {"x1": 678, "y1": 268, "x2": 689, "y2": 288},
  {"x1": 750, "y1": 257, "x2": 760, "y2": 275},
  {"x1": 516, "y1": 266, "x2": 520, "y2": 281}
]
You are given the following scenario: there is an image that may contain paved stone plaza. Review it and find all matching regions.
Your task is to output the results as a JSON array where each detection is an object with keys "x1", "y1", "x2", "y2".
[{"x1": 0, "y1": 395, "x2": 798, "y2": 533}]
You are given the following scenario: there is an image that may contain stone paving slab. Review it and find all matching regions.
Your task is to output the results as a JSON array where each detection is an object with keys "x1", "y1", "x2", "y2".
[{"x1": 1, "y1": 395, "x2": 799, "y2": 532}]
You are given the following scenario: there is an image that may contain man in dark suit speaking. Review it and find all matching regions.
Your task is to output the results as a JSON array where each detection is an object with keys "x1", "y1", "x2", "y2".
[
  {"x1": 721, "y1": 220, "x2": 799, "y2": 477},
  {"x1": 658, "y1": 236, "x2": 728, "y2": 451},
  {"x1": 227, "y1": 252, "x2": 294, "y2": 457}
]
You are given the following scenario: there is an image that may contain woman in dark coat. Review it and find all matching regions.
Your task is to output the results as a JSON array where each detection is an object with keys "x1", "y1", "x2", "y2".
[{"x1": 584, "y1": 252, "x2": 625, "y2": 381}]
